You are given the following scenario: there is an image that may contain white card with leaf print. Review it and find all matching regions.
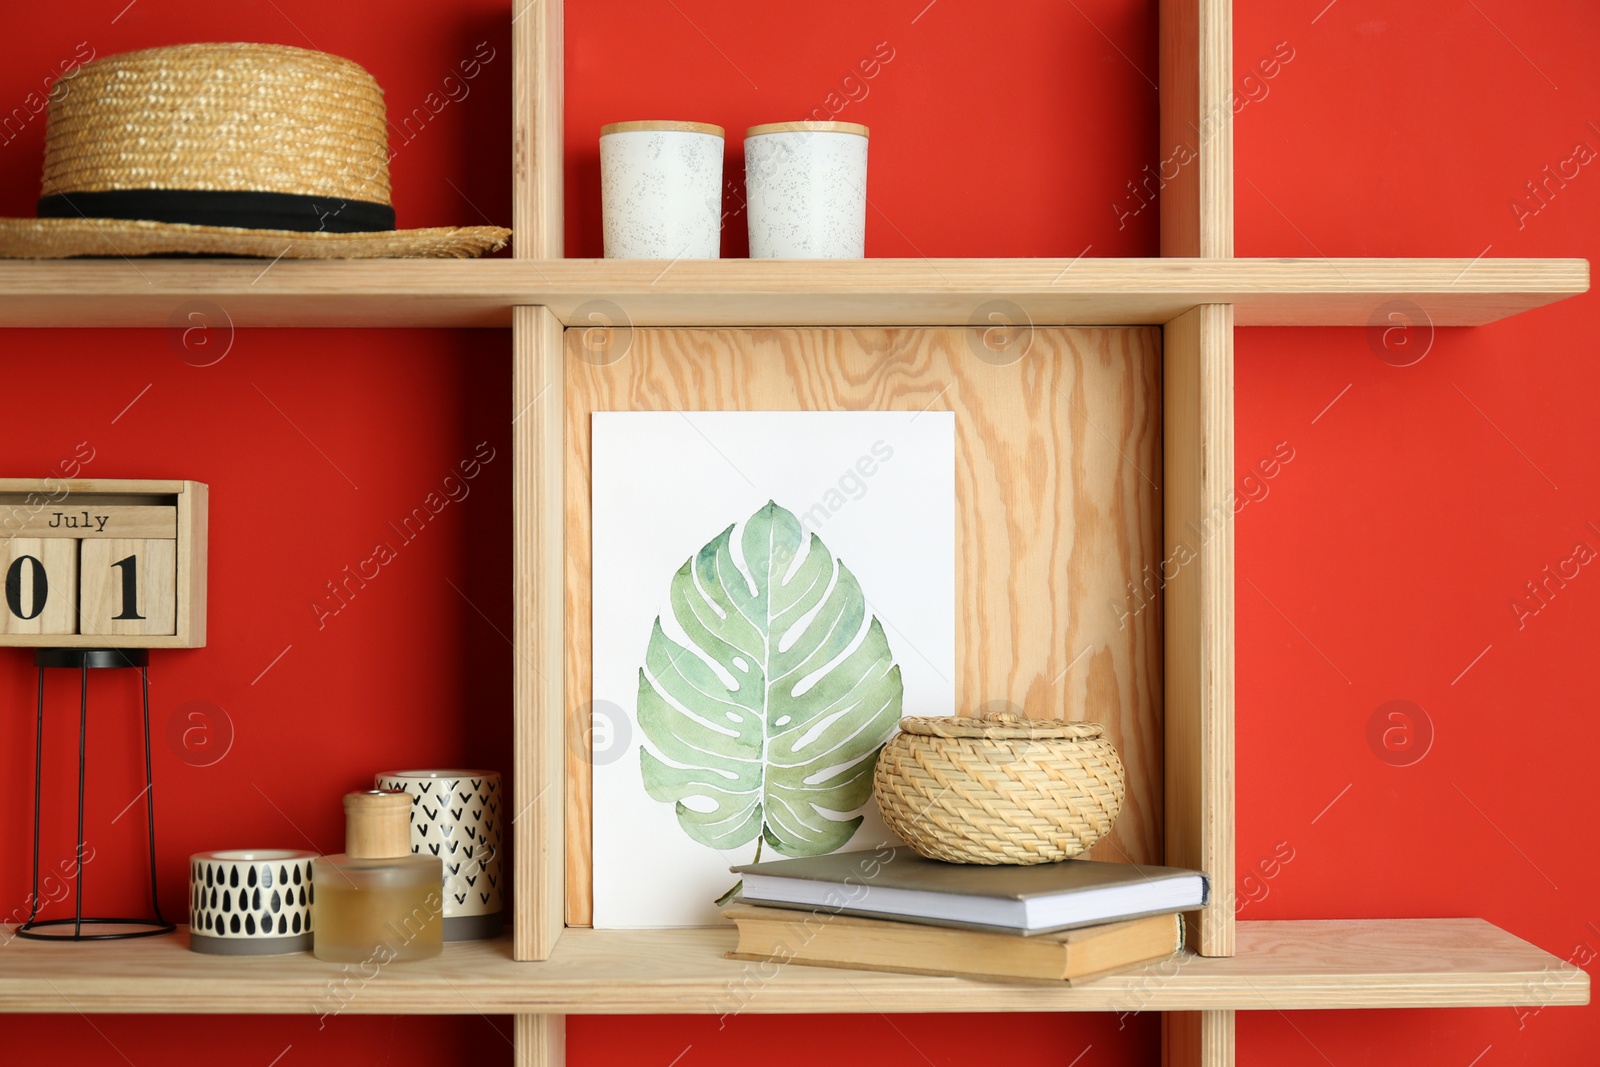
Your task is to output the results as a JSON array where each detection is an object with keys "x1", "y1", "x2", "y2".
[{"x1": 590, "y1": 410, "x2": 956, "y2": 928}]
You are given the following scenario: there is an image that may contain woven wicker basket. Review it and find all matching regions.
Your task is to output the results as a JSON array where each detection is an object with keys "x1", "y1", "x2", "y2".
[{"x1": 873, "y1": 713, "x2": 1126, "y2": 865}]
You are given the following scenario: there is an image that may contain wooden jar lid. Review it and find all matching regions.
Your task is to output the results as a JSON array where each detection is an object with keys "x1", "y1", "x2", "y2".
[
  {"x1": 746, "y1": 121, "x2": 869, "y2": 138},
  {"x1": 601, "y1": 120, "x2": 725, "y2": 138},
  {"x1": 343, "y1": 789, "x2": 413, "y2": 859}
]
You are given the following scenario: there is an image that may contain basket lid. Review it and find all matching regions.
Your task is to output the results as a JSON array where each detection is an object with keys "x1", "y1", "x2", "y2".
[{"x1": 896, "y1": 714, "x2": 1105, "y2": 740}]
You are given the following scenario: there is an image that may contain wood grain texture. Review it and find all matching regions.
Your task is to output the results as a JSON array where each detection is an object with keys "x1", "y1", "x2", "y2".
[
  {"x1": 78, "y1": 539, "x2": 176, "y2": 636},
  {"x1": 177, "y1": 481, "x2": 207, "y2": 648},
  {"x1": 1163, "y1": 306, "x2": 1234, "y2": 958},
  {"x1": 515, "y1": 1014, "x2": 566, "y2": 1067},
  {"x1": 1163, "y1": 1011, "x2": 1234, "y2": 1067},
  {"x1": 0, "y1": 634, "x2": 194, "y2": 649},
  {"x1": 514, "y1": 306, "x2": 567, "y2": 961},
  {"x1": 564, "y1": 327, "x2": 1163, "y2": 925},
  {"x1": 512, "y1": 0, "x2": 564, "y2": 257},
  {"x1": 0, "y1": 919, "x2": 1581, "y2": 1014},
  {"x1": 1159, "y1": 0, "x2": 1232, "y2": 257},
  {"x1": 0, "y1": 259, "x2": 1580, "y2": 327},
  {"x1": 0, "y1": 479, "x2": 187, "y2": 495},
  {"x1": 1, "y1": 506, "x2": 176, "y2": 538},
  {"x1": 0, "y1": 539, "x2": 76, "y2": 635}
]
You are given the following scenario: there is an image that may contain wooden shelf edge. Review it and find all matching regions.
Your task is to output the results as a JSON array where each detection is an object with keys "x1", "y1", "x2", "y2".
[
  {"x1": 0, "y1": 635, "x2": 198, "y2": 648},
  {"x1": 0, "y1": 918, "x2": 1584, "y2": 1015},
  {"x1": 0, "y1": 258, "x2": 1582, "y2": 328}
]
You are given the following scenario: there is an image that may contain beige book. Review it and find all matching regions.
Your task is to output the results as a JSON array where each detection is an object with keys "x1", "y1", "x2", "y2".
[{"x1": 723, "y1": 903, "x2": 1182, "y2": 983}]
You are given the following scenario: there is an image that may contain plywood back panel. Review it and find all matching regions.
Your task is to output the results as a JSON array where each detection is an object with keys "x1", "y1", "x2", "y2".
[{"x1": 563, "y1": 327, "x2": 1162, "y2": 925}]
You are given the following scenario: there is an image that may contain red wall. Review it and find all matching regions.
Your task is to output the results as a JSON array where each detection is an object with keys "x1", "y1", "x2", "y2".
[
  {"x1": 1233, "y1": 0, "x2": 1600, "y2": 1062},
  {"x1": 1, "y1": 0, "x2": 1595, "y2": 1064}
]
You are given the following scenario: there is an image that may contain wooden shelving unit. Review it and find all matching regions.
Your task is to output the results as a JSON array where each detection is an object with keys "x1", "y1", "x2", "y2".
[
  {"x1": 0, "y1": 919, "x2": 1583, "y2": 1016},
  {"x1": 0, "y1": 1, "x2": 1587, "y2": 1066}
]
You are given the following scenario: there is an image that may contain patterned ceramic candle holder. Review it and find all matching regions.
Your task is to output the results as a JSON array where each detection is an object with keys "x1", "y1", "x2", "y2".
[
  {"x1": 189, "y1": 850, "x2": 316, "y2": 955},
  {"x1": 745, "y1": 121, "x2": 869, "y2": 258},
  {"x1": 600, "y1": 120, "x2": 725, "y2": 258},
  {"x1": 375, "y1": 770, "x2": 503, "y2": 941}
]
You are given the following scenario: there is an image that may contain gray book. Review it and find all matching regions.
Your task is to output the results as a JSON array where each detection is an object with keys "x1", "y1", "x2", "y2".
[{"x1": 731, "y1": 847, "x2": 1208, "y2": 935}]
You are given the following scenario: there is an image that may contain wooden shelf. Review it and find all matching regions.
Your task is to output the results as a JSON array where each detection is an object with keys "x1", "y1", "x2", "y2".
[
  {"x1": 0, "y1": 918, "x2": 1582, "y2": 1015},
  {"x1": 0, "y1": 258, "x2": 1582, "y2": 329}
]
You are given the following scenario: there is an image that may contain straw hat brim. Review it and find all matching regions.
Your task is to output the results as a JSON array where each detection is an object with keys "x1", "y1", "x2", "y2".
[{"x1": 0, "y1": 217, "x2": 511, "y2": 259}]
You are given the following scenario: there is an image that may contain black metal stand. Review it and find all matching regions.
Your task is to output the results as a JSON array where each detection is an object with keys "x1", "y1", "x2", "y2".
[{"x1": 18, "y1": 648, "x2": 174, "y2": 941}]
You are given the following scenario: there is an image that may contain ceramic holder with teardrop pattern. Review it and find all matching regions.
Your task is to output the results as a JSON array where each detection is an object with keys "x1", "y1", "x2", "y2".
[{"x1": 189, "y1": 849, "x2": 317, "y2": 955}]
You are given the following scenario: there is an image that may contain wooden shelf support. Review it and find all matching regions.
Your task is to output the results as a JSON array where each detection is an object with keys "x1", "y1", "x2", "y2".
[
  {"x1": 512, "y1": 0, "x2": 564, "y2": 258},
  {"x1": 515, "y1": 1014, "x2": 566, "y2": 1067},
  {"x1": 1160, "y1": 0, "x2": 1232, "y2": 257},
  {"x1": 513, "y1": 305, "x2": 566, "y2": 963},
  {"x1": 1163, "y1": 304, "x2": 1236, "y2": 958},
  {"x1": 1164, "y1": 1011, "x2": 1235, "y2": 1067}
]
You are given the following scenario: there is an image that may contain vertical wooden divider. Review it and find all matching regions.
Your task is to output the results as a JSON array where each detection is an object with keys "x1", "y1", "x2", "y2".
[
  {"x1": 516, "y1": 1013, "x2": 566, "y2": 1067},
  {"x1": 1161, "y1": 1, "x2": 1234, "y2": 1062},
  {"x1": 513, "y1": 304, "x2": 567, "y2": 967},
  {"x1": 1162, "y1": 304, "x2": 1235, "y2": 960},
  {"x1": 1159, "y1": 0, "x2": 1233, "y2": 258},
  {"x1": 513, "y1": 0, "x2": 568, "y2": 1060},
  {"x1": 1162, "y1": 303, "x2": 1236, "y2": 1067},
  {"x1": 1163, "y1": 1010, "x2": 1235, "y2": 1067},
  {"x1": 512, "y1": 0, "x2": 564, "y2": 258}
]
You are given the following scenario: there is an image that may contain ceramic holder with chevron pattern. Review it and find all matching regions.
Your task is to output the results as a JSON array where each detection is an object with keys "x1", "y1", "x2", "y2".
[{"x1": 375, "y1": 770, "x2": 502, "y2": 941}]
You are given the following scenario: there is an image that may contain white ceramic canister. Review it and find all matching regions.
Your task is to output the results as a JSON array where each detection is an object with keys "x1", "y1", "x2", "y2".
[
  {"x1": 600, "y1": 120, "x2": 725, "y2": 258},
  {"x1": 189, "y1": 849, "x2": 317, "y2": 955},
  {"x1": 744, "y1": 121, "x2": 869, "y2": 258},
  {"x1": 375, "y1": 769, "x2": 503, "y2": 941}
]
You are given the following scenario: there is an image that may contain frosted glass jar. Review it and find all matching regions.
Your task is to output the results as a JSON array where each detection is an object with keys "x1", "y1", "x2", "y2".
[
  {"x1": 745, "y1": 121, "x2": 869, "y2": 258},
  {"x1": 600, "y1": 120, "x2": 725, "y2": 258},
  {"x1": 311, "y1": 790, "x2": 443, "y2": 964},
  {"x1": 311, "y1": 852, "x2": 444, "y2": 963}
]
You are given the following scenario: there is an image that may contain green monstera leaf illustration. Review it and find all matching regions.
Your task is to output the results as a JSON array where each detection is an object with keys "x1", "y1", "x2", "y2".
[{"x1": 637, "y1": 500, "x2": 903, "y2": 883}]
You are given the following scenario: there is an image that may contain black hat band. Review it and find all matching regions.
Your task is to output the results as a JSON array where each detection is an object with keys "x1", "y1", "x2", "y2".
[{"x1": 37, "y1": 188, "x2": 397, "y2": 233}]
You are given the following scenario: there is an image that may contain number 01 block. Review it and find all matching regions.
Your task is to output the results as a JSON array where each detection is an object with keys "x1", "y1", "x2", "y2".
[
  {"x1": 1, "y1": 538, "x2": 78, "y2": 635},
  {"x1": 80, "y1": 539, "x2": 177, "y2": 636}
]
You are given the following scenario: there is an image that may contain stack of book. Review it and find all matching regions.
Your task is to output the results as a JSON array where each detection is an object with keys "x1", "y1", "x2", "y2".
[{"x1": 722, "y1": 847, "x2": 1207, "y2": 983}]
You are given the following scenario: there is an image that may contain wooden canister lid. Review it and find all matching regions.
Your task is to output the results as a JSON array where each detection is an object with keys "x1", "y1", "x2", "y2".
[
  {"x1": 601, "y1": 120, "x2": 725, "y2": 138},
  {"x1": 746, "y1": 121, "x2": 869, "y2": 138},
  {"x1": 343, "y1": 789, "x2": 413, "y2": 860}
]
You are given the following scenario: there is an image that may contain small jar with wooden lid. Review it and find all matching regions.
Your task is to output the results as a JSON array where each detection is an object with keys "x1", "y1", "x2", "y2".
[
  {"x1": 744, "y1": 120, "x2": 869, "y2": 258},
  {"x1": 311, "y1": 790, "x2": 444, "y2": 962},
  {"x1": 600, "y1": 120, "x2": 725, "y2": 258}
]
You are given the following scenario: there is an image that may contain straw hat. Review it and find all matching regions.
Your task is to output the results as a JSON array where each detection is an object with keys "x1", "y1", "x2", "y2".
[{"x1": 0, "y1": 43, "x2": 510, "y2": 258}]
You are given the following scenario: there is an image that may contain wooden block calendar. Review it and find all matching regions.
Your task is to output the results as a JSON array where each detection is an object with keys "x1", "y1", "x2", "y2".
[{"x1": 0, "y1": 480, "x2": 206, "y2": 648}]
